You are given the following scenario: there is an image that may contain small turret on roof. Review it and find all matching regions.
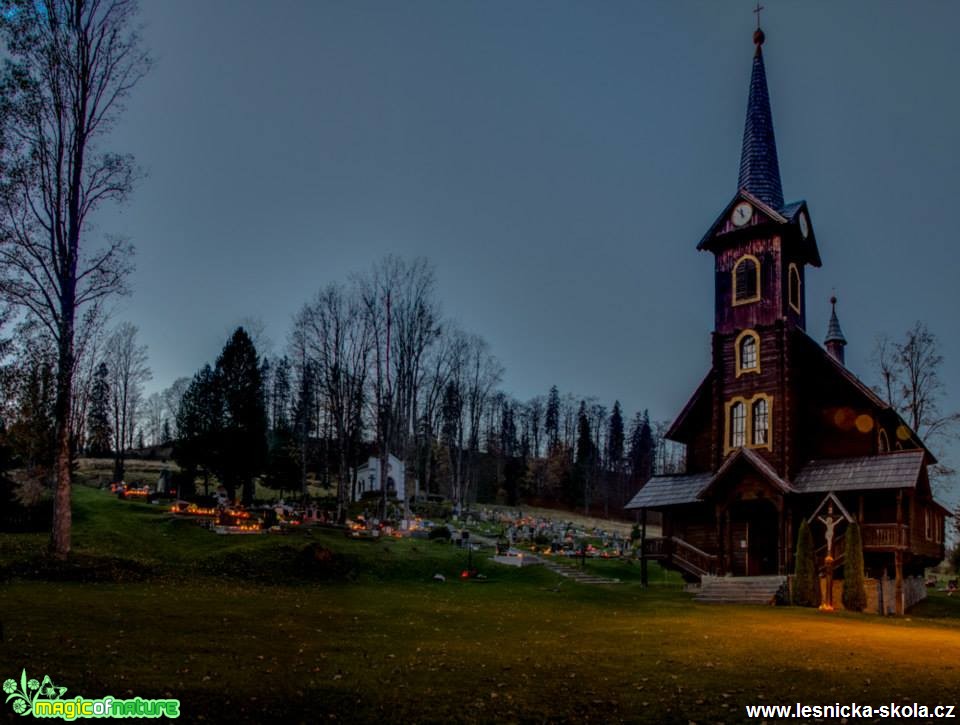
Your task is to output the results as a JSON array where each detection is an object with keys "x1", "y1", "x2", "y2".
[{"x1": 824, "y1": 296, "x2": 847, "y2": 364}]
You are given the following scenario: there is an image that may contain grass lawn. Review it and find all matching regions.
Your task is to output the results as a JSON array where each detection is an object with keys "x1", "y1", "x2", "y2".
[{"x1": 2, "y1": 488, "x2": 959, "y2": 723}]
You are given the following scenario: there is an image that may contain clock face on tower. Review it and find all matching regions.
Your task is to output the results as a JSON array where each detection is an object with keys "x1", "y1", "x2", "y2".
[
  {"x1": 798, "y1": 211, "x2": 809, "y2": 239},
  {"x1": 731, "y1": 201, "x2": 752, "y2": 227}
]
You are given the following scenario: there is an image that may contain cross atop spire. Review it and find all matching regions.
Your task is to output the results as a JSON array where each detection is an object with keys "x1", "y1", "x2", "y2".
[
  {"x1": 753, "y1": 1, "x2": 764, "y2": 30},
  {"x1": 737, "y1": 20, "x2": 783, "y2": 210}
]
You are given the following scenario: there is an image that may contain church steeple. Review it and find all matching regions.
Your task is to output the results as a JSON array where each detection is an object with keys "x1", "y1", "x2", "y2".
[
  {"x1": 737, "y1": 27, "x2": 784, "y2": 210},
  {"x1": 824, "y1": 296, "x2": 847, "y2": 364}
]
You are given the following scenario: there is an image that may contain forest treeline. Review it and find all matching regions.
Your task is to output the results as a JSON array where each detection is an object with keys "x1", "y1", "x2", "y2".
[{"x1": 0, "y1": 256, "x2": 686, "y2": 520}]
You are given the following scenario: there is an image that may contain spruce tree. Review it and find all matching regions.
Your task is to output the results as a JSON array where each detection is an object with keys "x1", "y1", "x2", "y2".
[
  {"x1": 544, "y1": 385, "x2": 560, "y2": 451},
  {"x1": 173, "y1": 365, "x2": 221, "y2": 497},
  {"x1": 606, "y1": 402, "x2": 626, "y2": 509},
  {"x1": 213, "y1": 328, "x2": 268, "y2": 505},
  {"x1": 627, "y1": 410, "x2": 655, "y2": 484},
  {"x1": 842, "y1": 521, "x2": 867, "y2": 612},
  {"x1": 793, "y1": 519, "x2": 820, "y2": 607},
  {"x1": 606, "y1": 402, "x2": 624, "y2": 471},
  {"x1": 575, "y1": 401, "x2": 594, "y2": 468},
  {"x1": 85, "y1": 362, "x2": 112, "y2": 457},
  {"x1": 575, "y1": 401, "x2": 595, "y2": 510}
]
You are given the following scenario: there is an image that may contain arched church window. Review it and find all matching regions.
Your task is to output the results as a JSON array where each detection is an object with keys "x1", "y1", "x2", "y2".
[
  {"x1": 736, "y1": 330, "x2": 760, "y2": 375},
  {"x1": 752, "y1": 398, "x2": 769, "y2": 446},
  {"x1": 732, "y1": 255, "x2": 761, "y2": 305},
  {"x1": 729, "y1": 401, "x2": 746, "y2": 448},
  {"x1": 878, "y1": 429, "x2": 889, "y2": 453},
  {"x1": 788, "y1": 263, "x2": 801, "y2": 314}
]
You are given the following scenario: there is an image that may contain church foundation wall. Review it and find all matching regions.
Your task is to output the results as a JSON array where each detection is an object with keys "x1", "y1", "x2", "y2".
[{"x1": 815, "y1": 576, "x2": 927, "y2": 614}]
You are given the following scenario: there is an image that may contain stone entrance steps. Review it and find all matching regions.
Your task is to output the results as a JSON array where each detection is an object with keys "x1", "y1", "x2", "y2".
[
  {"x1": 695, "y1": 575, "x2": 786, "y2": 604},
  {"x1": 541, "y1": 560, "x2": 621, "y2": 585}
]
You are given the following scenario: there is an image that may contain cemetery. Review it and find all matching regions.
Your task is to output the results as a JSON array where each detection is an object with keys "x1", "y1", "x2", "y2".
[{"x1": 3, "y1": 479, "x2": 960, "y2": 722}]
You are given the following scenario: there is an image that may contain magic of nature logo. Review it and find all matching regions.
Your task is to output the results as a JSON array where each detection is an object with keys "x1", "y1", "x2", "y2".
[{"x1": 4, "y1": 669, "x2": 180, "y2": 719}]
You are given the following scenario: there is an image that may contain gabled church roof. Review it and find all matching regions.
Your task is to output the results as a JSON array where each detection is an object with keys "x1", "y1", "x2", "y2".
[
  {"x1": 664, "y1": 329, "x2": 935, "y2": 463},
  {"x1": 738, "y1": 30, "x2": 783, "y2": 210},
  {"x1": 665, "y1": 369, "x2": 712, "y2": 441},
  {"x1": 705, "y1": 446, "x2": 794, "y2": 495},
  {"x1": 624, "y1": 472, "x2": 712, "y2": 509},
  {"x1": 793, "y1": 451, "x2": 924, "y2": 493},
  {"x1": 627, "y1": 450, "x2": 950, "y2": 512}
]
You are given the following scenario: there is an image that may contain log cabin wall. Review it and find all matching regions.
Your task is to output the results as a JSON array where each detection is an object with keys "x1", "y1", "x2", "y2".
[{"x1": 672, "y1": 504, "x2": 718, "y2": 552}]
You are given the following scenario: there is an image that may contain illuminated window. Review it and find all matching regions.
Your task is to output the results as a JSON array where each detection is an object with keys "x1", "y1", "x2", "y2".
[
  {"x1": 752, "y1": 398, "x2": 769, "y2": 446},
  {"x1": 788, "y1": 263, "x2": 801, "y2": 313},
  {"x1": 729, "y1": 402, "x2": 746, "y2": 448},
  {"x1": 736, "y1": 330, "x2": 760, "y2": 375},
  {"x1": 732, "y1": 255, "x2": 761, "y2": 305}
]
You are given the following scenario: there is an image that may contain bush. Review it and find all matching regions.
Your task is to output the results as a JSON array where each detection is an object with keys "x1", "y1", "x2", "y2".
[
  {"x1": 411, "y1": 500, "x2": 452, "y2": 521},
  {"x1": 533, "y1": 533, "x2": 550, "y2": 546},
  {"x1": 792, "y1": 519, "x2": 820, "y2": 607},
  {"x1": 842, "y1": 522, "x2": 867, "y2": 612},
  {"x1": 428, "y1": 525, "x2": 451, "y2": 541}
]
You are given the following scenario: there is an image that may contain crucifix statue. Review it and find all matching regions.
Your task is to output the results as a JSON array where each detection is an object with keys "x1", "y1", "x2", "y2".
[{"x1": 818, "y1": 502, "x2": 843, "y2": 559}]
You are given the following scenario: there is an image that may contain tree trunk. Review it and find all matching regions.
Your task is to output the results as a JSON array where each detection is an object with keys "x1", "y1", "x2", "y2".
[
  {"x1": 337, "y1": 447, "x2": 348, "y2": 524},
  {"x1": 113, "y1": 452, "x2": 125, "y2": 483},
  {"x1": 50, "y1": 316, "x2": 76, "y2": 558}
]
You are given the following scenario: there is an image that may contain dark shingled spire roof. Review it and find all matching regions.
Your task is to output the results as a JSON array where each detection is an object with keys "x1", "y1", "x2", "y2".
[
  {"x1": 737, "y1": 29, "x2": 784, "y2": 210},
  {"x1": 825, "y1": 296, "x2": 847, "y2": 345}
]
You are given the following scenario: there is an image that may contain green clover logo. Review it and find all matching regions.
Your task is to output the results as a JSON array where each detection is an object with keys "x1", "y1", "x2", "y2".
[{"x1": 5, "y1": 669, "x2": 63, "y2": 717}]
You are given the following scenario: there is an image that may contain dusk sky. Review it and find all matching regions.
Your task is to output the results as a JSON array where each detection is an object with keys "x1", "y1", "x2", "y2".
[{"x1": 100, "y1": 1, "x2": 958, "y2": 496}]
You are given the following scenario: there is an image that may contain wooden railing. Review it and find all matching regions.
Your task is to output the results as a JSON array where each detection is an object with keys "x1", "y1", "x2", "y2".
[
  {"x1": 642, "y1": 538, "x2": 666, "y2": 558},
  {"x1": 671, "y1": 537, "x2": 719, "y2": 577},
  {"x1": 862, "y1": 524, "x2": 909, "y2": 550},
  {"x1": 642, "y1": 537, "x2": 718, "y2": 577}
]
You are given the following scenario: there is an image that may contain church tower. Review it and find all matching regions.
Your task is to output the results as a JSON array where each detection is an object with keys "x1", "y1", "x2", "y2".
[
  {"x1": 696, "y1": 26, "x2": 822, "y2": 476},
  {"x1": 626, "y1": 19, "x2": 948, "y2": 595}
]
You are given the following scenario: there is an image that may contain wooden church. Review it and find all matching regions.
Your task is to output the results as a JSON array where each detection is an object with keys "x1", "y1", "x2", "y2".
[{"x1": 625, "y1": 26, "x2": 949, "y2": 613}]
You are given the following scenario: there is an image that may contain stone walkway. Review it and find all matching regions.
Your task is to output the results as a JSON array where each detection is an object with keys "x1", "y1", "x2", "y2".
[
  {"x1": 540, "y1": 559, "x2": 621, "y2": 585},
  {"x1": 468, "y1": 531, "x2": 621, "y2": 585}
]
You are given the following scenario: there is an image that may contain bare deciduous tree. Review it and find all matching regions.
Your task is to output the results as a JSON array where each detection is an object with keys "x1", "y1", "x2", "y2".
[
  {"x1": 143, "y1": 391, "x2": 164, "y2": 446},
  {"x1": 162, "y1": 377, "x2": 191, "y2": 437},
  {"x1": 295, "y1": 283, "x2": 371, "y2": 520},
  {"x1": 0, "y1": 0, "x2": 150, "y2": 555},
  {"x1": 105, "y1": 322, "x2": 150, "y2": 481},
  {"x1": 356, "y1": 256, "x2": 441, "y2": 514},
  {"x1": 874, "y1": 322, "x2": 960, "y2": 448}
]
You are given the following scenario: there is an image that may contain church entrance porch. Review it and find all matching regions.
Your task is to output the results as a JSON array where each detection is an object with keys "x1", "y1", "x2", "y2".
[{"x1": 727, "y1": 498, "x2": 780, "y2": 576}]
